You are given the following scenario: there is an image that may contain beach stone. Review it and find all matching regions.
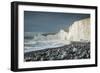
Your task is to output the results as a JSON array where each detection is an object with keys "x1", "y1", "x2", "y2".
[
  {"x1": 24, "y1": 42, "x2": 90, "y2": 61},
  {"x1": 73, "y1": 47, "x2": 77, "y2": 52}
]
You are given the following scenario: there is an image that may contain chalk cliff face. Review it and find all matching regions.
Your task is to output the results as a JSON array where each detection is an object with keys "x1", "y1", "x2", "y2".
[
  {"x1": 67, "y1": 18, "x2": 90, "y2": 41},
  {"x1": 56, "y1": 29, "x2": 68, "y2": 40}
]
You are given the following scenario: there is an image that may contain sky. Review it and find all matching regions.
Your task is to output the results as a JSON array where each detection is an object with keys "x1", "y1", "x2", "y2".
[{"x1": 24, "y1": 11, "x2": 90, "y2": 32}]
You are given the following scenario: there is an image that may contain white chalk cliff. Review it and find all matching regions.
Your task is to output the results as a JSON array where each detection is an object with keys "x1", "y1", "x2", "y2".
[
  {"x1": 52, "y1": 17, "x2": 90, "y2": 42},
  {"x1": 67, "y1": 18, "x2": 90, "y2": 41}
]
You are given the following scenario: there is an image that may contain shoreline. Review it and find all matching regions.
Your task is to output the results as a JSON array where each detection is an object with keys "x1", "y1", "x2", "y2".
[{"x1": 24, "y1": 42, "x2": 90, "y2": 62}]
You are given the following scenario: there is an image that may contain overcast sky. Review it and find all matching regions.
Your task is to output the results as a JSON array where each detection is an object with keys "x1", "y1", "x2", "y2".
[{"x1": 24, "y1": 11, "x2": 90, "y2": 32}]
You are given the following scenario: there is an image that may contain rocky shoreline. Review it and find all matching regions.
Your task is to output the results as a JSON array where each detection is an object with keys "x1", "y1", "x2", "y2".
[{"x1": 24, "y1": 42, "x2": 90, "y2": 62}]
